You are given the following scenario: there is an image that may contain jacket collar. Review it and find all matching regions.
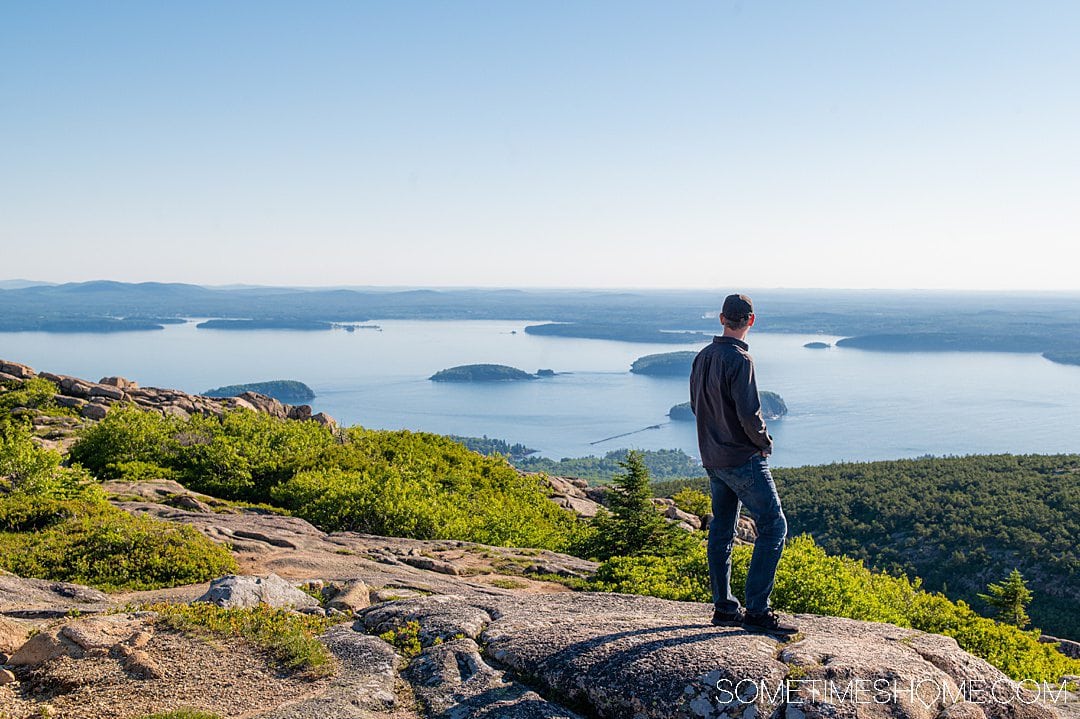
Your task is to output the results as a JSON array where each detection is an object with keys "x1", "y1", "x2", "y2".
[{"x1": 713, "y1": 335, "x2": 749, "y2": 351}]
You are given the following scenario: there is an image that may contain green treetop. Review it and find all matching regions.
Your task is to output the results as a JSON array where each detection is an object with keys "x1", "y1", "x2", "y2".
[{"x1": 978, "y1": 569, "x2": 1033, "y2": 629}]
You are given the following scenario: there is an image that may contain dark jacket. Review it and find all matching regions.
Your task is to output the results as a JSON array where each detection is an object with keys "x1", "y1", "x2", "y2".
[{"x1": 689, "y1": 336, "x2": 773, "y2": 468}]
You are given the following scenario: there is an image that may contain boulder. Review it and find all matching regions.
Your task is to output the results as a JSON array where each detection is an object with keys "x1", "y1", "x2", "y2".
[
  {"x1": 99, "y1": 376, "x2": 138, "y2": 391},
  {"x1": 59, "y1": 377, "x2": 94, "y2": 398},
  {"x1": 160, "y1": 404, "x2": 191, "y2": 420},
  {"x1": 403, "y1": 556, "x2": 461, "y2": 576},
  {"x1": 288, "y1": 404, "x2": 313, "y2": 421},
  {"x1": 7, "y1": 628, "x2": 72, "y2": 665},
  {"x1": 80, "y1": 402, "x2": 110, "y2": 420},
  {"x1": 0, "y1": 361, "x2": 36, "y2": 379},
  {"x1": 311, "y1": 412, "x2": 337, "y2": 430},
  {"x1": 326, "y1": 579, "x2": 371, "y2": 612},
  {"x1": 0, "y1": 668, "x2": 15, "y2": 685},
  {"x1": 53, "y1": 394, "x2": 87, "y2": 409},
  {"x1": 664, "y1": 505, "x2": 702, "y2": 530},
  {"x1": 195, "y1": 573, "x2": 320, "y2": 610},
  {"x1": 89, "y1": 383, "x2": 126, "y2": 400},
  {"x1": 0, "y1": 572, "x2": 110, "y2": 615},
  {"x1": 1040, "y1": 634, "x2": 1080, "y2": 659},
  {"x1": 0, "y1": 615, "x2": 30, "y2": 655},
  {"x1": 405, "y1": 637, "x2": 579, "y2": 718}
]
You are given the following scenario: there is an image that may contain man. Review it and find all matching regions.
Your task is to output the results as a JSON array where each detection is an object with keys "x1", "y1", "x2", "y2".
[{"x1": 689, "y1": 293, "x2": 796, "y2": 635}]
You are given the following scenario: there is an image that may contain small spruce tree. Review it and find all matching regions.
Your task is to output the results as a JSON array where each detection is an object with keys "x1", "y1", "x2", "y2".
[
  {"x1": 581, "y1": 450, "x2": 695, "y2": 560},
  {"x1": 977, "y1": 569, "x2": 1033, "y2": 628}
]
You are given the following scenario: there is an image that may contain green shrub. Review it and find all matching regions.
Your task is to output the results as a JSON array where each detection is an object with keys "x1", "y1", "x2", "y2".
[
  {"x1": 135, "y1": 712, "x2": 223, "y2": 719},
  {"x1": 148, "y1": 602, "x2": 340, "y2": 678},
  {"x1": 0, "y1": 503, "x2": 237, "y2": 591},
  {"x1": 591, "y1": 543, "x2": 709, "y2": 601},
  {"x1": 672, "y1": 487, "x2": 711, "y2": 520},
  {"x1": 379, "y1": 619, "x2": 423, "y2": 658},
  {"x1": 0, "y1": 377, "x2": 71, "y2": 415},
  {"x1": 0, "y1": 418, "x2": 88, "y2": 497},
  {"x1": 69, "y1": 406, "x2": 585, "y2": 551}
]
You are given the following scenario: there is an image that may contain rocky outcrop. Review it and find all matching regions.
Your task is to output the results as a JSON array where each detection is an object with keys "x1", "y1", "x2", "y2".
[
  {"x1": 360, "y1": 593, "x2": 1061, "y2": 719},
  {"x1": 0, "y1": 571, "x2": 110, "y2": 618},
  {"x1": 0, "y1": 358, "x2": 338, "y2": 442},
  {"x1": 110, "y1": 483, "x2": 597, "y2": 600},
  {"x1": 1041, "y1": 634, "x2": 1080, "y2": 659},
  {"x1": 196, "y1": 574, "x2": 321, "y2": 610}
]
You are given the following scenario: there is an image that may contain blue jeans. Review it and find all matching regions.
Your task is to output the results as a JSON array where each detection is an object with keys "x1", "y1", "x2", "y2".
[{"x1": 707, "y1": 455, "x2": 787, "y2": 614}]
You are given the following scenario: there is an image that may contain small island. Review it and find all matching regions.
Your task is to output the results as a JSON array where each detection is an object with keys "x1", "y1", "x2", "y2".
[
  {"x1": 629, "y1": 351, "x2": 698, "y2": 376},
  {"x1": 430, "y1": 364, "x2": 539, "y2": 382},
  {"x1": 804, "y1": 341, "x2": 831, "y2": 349},
  {"x1": 668, "y1": 390, "x2": 788, "y2": 422},
  {"x1": 203, "y1": 380, "x2": 316, "y2": 404},
  {"x1": 196, "y1": 319, "x2": 334, "y2": 331}
]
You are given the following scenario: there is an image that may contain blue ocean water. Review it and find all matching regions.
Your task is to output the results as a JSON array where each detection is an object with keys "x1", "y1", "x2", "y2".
[{"x1": 2, "y1": 319, "x2": 1078, "y2": 467}]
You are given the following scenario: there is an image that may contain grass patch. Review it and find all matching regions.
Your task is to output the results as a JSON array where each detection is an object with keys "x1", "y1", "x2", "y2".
[
  {"x1": 146, "y1": 602, "x2": 344, "y2": 679},
  {"x1": 489, "y1": 577, "x2": 528, "y2": 589}
]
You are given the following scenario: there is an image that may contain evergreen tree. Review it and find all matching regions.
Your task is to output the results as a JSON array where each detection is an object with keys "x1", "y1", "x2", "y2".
[
  {"x1": 581, "y1": 450, "x2": 694, "y2": 560},
  {"x1": 978, "y1": 569, "x2": 1033, "y2": 628}
]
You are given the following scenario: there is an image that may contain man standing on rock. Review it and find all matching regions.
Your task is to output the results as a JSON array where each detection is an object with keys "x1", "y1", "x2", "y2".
[{"x1": 690, "y1": 294, "x2": 797, "y2": 635}]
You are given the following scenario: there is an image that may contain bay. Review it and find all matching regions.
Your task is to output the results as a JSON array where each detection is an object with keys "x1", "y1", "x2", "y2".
[{"x1": 2, "y1": 319, "x2": 1078, "y2": 467}]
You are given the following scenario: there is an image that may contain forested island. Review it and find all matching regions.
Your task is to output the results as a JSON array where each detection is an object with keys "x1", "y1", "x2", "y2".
[
  {"x1": 629, "y1": 351, "x2": 697, "y2": 376},
  {"x1": 804, "y1": 341, "x2": 831, "y2": 349},
  {"x1": 430, "y1": 364, "x2": 539, "y2": 382},
  {"x1": 668, "y1": 390, "x2": 787, "y2": 421},
  {"x1": 203, "y1": 380, "x2": 316, "y2": 404}
]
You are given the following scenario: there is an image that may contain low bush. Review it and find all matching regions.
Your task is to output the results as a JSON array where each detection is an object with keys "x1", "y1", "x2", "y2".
[
  {"x1": 70, "y1": 407, "x2": 585, "y2": 551},
  {"x1": 148, "y1": 602, "x2": 342, "y2": 678},
  {"x1": 0, "y1": 417, "x2": 236, "y2": 591}
]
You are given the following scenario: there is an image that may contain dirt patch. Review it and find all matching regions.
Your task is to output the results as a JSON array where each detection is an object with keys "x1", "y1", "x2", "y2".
[{"x1": 0, "y1": 623, "x2": 329, "y2": 719}]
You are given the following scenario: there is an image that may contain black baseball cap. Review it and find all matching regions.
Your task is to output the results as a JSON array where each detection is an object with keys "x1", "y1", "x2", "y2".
[{"x1": 722, "y1": 294, "x2": 753, "y2": 320}]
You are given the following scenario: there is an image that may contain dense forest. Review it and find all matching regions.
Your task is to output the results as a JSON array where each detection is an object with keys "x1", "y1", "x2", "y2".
[
  {"x1": 514, "y1": 448, "x2": 706, "y2": 482},
  {"x1": 653, "y1": 454, "x2": 1080, "y2": 640}
]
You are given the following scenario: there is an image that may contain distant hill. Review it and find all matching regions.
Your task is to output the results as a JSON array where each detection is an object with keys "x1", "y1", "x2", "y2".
[
  {"x1": 430, "y1": 364, "x2": 538, "y2": 382},
  {"x1": 668, "y1": 390, "x2": 787, "y2": 422},
  {"x1": 203, "y1": 380, "x2": 316, "y2": 404},
  {"x1": 630, "y1": 351, "x2": 698, "y2": 376}
]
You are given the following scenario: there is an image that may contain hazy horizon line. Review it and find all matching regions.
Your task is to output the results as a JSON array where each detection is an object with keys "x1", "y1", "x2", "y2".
[{"x1": 4, "y1": 278, "x2": 1080, "y2": 296}]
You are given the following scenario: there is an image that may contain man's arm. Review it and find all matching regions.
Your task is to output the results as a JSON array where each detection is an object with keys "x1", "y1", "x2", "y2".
[{"x1": 731, "y1": 357, "x2": 773, "y2": 454}]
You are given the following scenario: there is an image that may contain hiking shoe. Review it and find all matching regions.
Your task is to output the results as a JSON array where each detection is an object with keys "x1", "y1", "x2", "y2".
[
  {"x1": 711, "y1": 607, "x2": 745, "y2": 627},
  {"x1": 742, "y1": 609, "x2": 798, "y2": 635}
]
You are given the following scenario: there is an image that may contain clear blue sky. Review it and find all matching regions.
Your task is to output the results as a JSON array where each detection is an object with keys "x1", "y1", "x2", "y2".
[{"x1": 2, "y1": 1, "x2": 1078, "y2": 289}]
